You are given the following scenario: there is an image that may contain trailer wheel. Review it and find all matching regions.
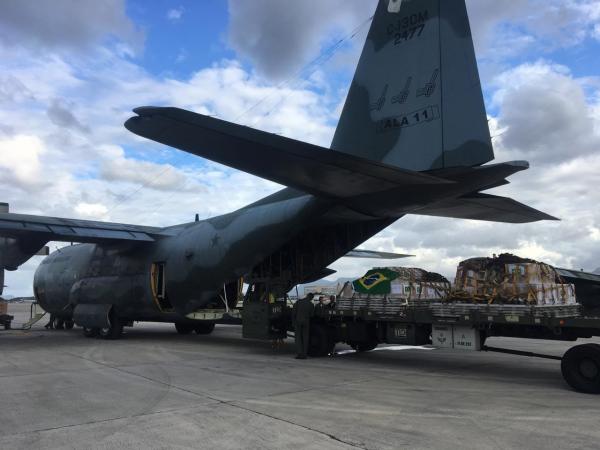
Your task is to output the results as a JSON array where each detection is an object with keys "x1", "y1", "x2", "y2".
[
  {"x1": 83, "y1": 327, "x2": 98, "y2": 338},
  {"x1": 561, "y1": 344, "x2": 600, "y2": 394},
  {"x1": 175, "y1": 323, "x2": 195, "y2": 335},
  {"x1": 194, "y1": 323, "x2": 215, "y2": 335},
  {"x1": 308, "y1": 324, "x2": 335, "y2": 357}
]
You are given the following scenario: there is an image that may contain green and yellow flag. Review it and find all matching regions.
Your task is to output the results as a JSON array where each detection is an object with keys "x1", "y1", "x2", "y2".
[{"x1": 352, "y1": 268, "x2": 399, "y2": 295}]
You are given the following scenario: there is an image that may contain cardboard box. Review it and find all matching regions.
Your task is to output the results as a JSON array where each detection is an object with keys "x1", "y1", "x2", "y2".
[
  {"x1": 432, "y1": 325, "x2": 453, "y2": 348},
  {"x1": 453, "y1": 326, "x2": 481, "y2": 351}
]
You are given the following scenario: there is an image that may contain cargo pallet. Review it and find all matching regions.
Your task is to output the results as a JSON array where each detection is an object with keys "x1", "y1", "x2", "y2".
[{"x1": 242, "y1": 295, "x2": 600, "y2": 394}]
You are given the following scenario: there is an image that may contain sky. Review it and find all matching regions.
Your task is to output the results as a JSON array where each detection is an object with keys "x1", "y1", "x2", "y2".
[{"x1": 1, "y1": 0, "x2": 600, "y2": 296}]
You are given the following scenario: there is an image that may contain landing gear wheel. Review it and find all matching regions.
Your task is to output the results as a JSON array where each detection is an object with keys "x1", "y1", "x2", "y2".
[
  {"x1": 194, "y1": 323, "x2": 215, "y2": 335},
  {"x1": 64, "y1": 320, "x2": 75, "y2": 330},
  {"x1": 98, "y1": 310, "x2": 124, "y2": 340},
  {"x1": 175, "y1": 323, "x2": 195, "y2": 335},
  {"x1": 54, "y1": 318, "x2": 65, "y2": 330},
  {"x1": 562, "y1": 344, "x2": 600, "y2": 394},
  {"x1": 307, "y1": 324, "x2": 335, "y2": 357},
  {"x1": 83, "y1": 327, "x2": 98, "y2": 338},
  {"x1": 349, "y1": 340, "x2": 378, "y2": 353},
  {"x1": 98, "y1": 321, "x2": 124, "y2": 340}
]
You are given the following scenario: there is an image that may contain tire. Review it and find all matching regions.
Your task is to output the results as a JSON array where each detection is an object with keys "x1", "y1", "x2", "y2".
[
  {"x1": 194, "y1": 323, "x2": 215, "y2": 335},
  {"x1": 64, "y1": 320, "x2": 75, "y2": 330},
  {"x1": 350, "y1": 340, "x2": 378, "y2": 353},
  {"x1": 83, "y1": 327, "x2": 98, "y2": 338},
  {"x1": 98, "y1": 310, "x2": 124, "y2": 340},
  {"x1": 98, "y1": 321, "x2": 124, "y2": 340},
  {"x1": 54, "y1": 318, "x2": 65, "y2": 330},
  {"x1": 307, "y1": 324, "x2": 335, "y2": 357},
  {"x1": 561, "y1": 344, "x2": 600, "y2": 394},
  {"x1": 175, "y1": 323, "x2": 195, "y2": 335}
]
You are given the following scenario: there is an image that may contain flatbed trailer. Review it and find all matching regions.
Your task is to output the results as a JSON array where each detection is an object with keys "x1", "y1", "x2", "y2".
[{"x1": 242, "y1": 295, "x2": 600, "y2": 394}]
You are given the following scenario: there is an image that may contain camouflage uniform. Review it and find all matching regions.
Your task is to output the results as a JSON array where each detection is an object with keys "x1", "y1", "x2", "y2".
[{"x1": 293, "y1": 294, "x2": 314, "y2": 358}]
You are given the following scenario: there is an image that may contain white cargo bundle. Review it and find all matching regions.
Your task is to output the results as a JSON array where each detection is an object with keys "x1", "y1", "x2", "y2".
[
  {"x1": 336, "y1": 267, "x2": 451, "y2": 313},
  {"x1": 389, "y1": 280, "x2": 448, "y2": 301}
]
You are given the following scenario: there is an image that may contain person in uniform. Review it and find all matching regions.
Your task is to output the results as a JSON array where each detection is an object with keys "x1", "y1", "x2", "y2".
[
  {"x1": 292, "y1": 293, "x2": 314, "y2": 359},
  {"x1": 328, "y1": 295, "x2": 336, "y2": 309},
  {"x1": 315, "y1": 295, "x2": 327, "y2": 314}
]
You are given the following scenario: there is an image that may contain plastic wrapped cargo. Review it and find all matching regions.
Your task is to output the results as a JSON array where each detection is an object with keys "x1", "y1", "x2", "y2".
[
  {"x1": 352, "y1": 267, "x2": 450, "y2": 299},
  {"x1": 336, "y1": 267, "x2": 451, "y2": 314},
  {"x1": 453, "y1": 254, "x2": 577, "y2": 306}
]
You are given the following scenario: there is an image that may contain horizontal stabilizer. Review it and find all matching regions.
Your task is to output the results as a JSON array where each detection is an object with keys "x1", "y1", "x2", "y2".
[
  {"x1": 412, "y1": 193, "x2": 559, "y2": 223},
  {"x1": 556, "y1": 268, "x2": 600, "y2": 284},
  {"x1": 345, "y1": 249, "x2": 413, "y2": 259},
  {"x1": 0, "y1": 212, "x2": 175, "y2": 243},
  {"x1": 125, "y1": 107, "x2": 452, "y2": 200},
  {"x1": 36, "y1": 246, "x2": 50, "y2": 256},
  {"x1": 300, "y1": 268, "x2": 337, "y2": 285}
]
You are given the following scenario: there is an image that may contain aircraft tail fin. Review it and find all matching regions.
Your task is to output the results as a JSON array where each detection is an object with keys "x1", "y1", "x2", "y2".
[{"x1": 331, "y1": 0, "x2": 493, "y2": 171}]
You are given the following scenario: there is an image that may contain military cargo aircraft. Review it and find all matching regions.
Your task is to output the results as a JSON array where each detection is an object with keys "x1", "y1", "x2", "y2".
[{"x1": 0, "y1": 0, "x2": 555, "y2": 338}]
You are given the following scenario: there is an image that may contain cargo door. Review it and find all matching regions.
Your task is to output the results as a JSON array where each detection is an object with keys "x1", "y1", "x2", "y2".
[{"x1": 151, "y1": 262, "x2": 173, "y2": 311}]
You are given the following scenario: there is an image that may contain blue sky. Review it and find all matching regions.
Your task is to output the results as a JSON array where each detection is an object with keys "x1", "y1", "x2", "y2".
[
  {"x1": 1, "y1": 0, "x2": 600, "y2": 295},
  {"x1": 127, "y1": 0, "x2": 233, "y2": 79}
]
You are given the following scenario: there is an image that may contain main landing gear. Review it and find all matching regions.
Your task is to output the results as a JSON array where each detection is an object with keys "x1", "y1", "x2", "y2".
[
  {"x1": 175, "y1": 322, "x2": 215, "y2": 335},
  {"x1": 82, "y1": 309, "x2": 124, "y2": 340}
]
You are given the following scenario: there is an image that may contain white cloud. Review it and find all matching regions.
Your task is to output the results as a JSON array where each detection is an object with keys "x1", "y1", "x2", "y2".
[
  {"x1": 74, "y1": 202, "x2": 109, "y2": 220},
  {"x1": 227, "y1": 0, "x2": 376, "y2": 80},
  {"x1": 492, "y1": 61, "x2": 600, "y2": 164},
  {"x1": 167, "y1": 7, "x2": 184, "y2": 22},
  {"x1": 0, "y1": 0, "x2": 143, "y2": 54},
  {"x1": 0, "y1": 135, "x2": 46, "y2": 188}
]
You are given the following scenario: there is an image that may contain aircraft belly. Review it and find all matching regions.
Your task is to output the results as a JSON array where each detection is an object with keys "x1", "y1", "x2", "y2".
[{"x1": 164, "y1": 194, "x2": 329, "y2": 313}]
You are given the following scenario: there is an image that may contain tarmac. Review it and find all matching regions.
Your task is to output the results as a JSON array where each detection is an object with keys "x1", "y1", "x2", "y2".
[{"x1": 1, "y1": 303, "x2": 600, "y2": 450}]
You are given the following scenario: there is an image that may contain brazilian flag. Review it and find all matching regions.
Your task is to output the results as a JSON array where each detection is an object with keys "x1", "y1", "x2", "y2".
[{"x1": 353, "y1": 268, "x2": 399, "y2": 295}]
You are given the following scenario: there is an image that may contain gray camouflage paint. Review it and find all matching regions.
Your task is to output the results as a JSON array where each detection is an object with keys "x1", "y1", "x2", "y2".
[{"x1": 332, "y1": 0, "x2": 494, "y2": 170}]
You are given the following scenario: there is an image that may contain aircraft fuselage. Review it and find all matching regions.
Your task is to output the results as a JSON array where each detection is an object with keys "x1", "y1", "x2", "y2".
[{"x1": 34, "y1": 192, "x2": 332, "y2": 319}]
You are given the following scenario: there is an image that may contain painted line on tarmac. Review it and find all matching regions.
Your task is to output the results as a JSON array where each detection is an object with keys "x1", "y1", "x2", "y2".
[{"x1": 335, "y1": 345, "x2": 435, "y2": 355}]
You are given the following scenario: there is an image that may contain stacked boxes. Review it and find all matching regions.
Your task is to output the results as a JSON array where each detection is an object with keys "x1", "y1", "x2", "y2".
[
  {"x1": 432, "y1": 325, "x2": 481, "y2": 351},
  {"x1": 454, "y1": 254, "x2": 577, "y2": 306}
]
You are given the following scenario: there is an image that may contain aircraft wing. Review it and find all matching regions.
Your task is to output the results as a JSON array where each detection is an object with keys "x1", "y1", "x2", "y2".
[
  {"x1": 0, "y1": 209, "x2": 176, "y2": 286},
  {"x1": 411, "y1": 193, "x2": 558, "y2": 223},
  {"x1": 0, "y1": 212, "x2": 175, "y2": 243},
  {"x1": 125, "y1": 107, "x2": 452, "y2": 200},
  {"x1": 345, "y1": 249, "x2": 413, "y2": 259}
]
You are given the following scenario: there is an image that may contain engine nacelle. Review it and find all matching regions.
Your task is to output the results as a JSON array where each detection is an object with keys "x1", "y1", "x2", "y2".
[{"x1": 33, "y1": 245, "x2": 95, "y2": 318}]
